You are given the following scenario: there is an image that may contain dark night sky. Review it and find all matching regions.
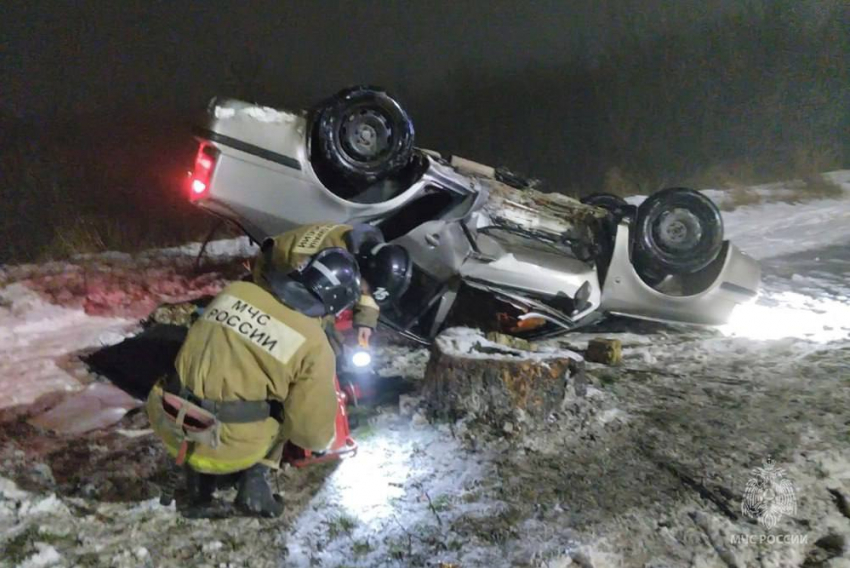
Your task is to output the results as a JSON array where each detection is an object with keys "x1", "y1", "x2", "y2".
[
  {"x1": 2, "y1": 0, "x2": 749, "y2": 119},
  {"x1": 1, "y1": 0, "x2": 845, "y2": 263}
]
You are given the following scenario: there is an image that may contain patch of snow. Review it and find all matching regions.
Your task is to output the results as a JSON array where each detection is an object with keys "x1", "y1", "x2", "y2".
[
  {"x1": 135, "y1": 547, "x2": 150, "y2": 559},
  {"x1": 0, "y1": 284, "x2": 135, "y2": 410},
  {"x1": 213, "y1": 107, "x2": 236, "y2": 119},
  {"x1": 0, "y1": 476, "x2": 30, "y2": 501},
  {"x1": 161, "y1": 236, "x2": 258, "y2": 259},
  {"x1": 115, "y1": 428, "x2": 153, "y2": 438},
  {"x1": 129, "y1": 497, "x2": 174, "y2": 514},
  {"x1": 19, "y1": 494, "x2": 69, "y2": 517},
  {"x1": 19, "y1": 544, "x2": 61, "y2": 568},
  {"x1": 723, "y1": 196, "x2": 850, "y2": 261},
  {"x1": 436, "y1": 326, "x2": 584, "y2": 362},
  {"x1": 597, "y1": 407, "x2": 627, "y2": 425},
  {"x1": 624, "y1": 346, "x2": 658, "y2": 364},
  {"x1": 214, "y1": 104, "x2": 299, "y2": 124}
]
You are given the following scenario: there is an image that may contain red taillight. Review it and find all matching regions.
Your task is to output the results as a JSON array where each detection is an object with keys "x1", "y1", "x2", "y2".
[{"x1": 188, "y1": 142, "x2": 219, "y2": 201}]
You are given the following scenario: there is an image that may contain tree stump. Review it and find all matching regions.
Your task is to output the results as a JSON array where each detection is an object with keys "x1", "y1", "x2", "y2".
[{"x1": 423, "y1": 328, "x2": 584, "y2": 427}]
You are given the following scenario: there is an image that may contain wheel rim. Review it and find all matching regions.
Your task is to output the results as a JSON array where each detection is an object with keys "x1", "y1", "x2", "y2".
[
  {"x1": 652, "y1": 207, "x2": 703, "y2": 253},
  {"x1": 339, "y1": 106, "x2": 393, "y2": 163}
]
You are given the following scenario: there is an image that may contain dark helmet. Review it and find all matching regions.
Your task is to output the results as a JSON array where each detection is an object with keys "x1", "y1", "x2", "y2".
[
  {"x1": 292, "y1": 247, "x2": 362, "y2": 316},
  {"x1": 357, "y1": 243, "x2": 412, "y2": 305}
]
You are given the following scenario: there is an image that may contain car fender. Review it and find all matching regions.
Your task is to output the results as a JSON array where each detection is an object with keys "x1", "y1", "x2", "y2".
[{"x1": 600, "y1": 222, "x2": 761, "y2": 325}]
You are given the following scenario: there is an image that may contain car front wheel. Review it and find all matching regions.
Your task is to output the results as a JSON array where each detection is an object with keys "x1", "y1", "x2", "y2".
[{"x1": 633, "y1": 187, "x2": 723, "y2": 278}]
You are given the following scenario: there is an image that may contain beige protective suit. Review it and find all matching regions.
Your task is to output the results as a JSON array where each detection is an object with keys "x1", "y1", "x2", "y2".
[{"x1": 146, "y1": 280, "x2": 336, "y2": 475}]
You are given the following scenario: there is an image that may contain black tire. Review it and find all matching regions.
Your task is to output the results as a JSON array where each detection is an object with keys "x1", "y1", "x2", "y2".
[
  {"x1": 633, "y1": 187, "x2": 723, "y2": 276},
  {"x1": 311, "y1": 87, "x2": 414, "y2": 186},
  {"x1": 581, "y1": 192, "x2": 628, "y2": 212},
  {"x1": 579, "y1": 193, "x2": 635, "y2": 278}
]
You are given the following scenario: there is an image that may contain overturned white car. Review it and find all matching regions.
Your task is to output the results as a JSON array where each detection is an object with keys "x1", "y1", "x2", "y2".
[{"x1": 186, "y1": 87, "x2": 760, "y2": 342}]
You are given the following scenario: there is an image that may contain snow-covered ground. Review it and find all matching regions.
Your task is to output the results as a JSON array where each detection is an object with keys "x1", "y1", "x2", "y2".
[
  {"x1": 0, "y1": 238, "x2": 255, "y2": 413},
  {"x1": 0, "y1": 284, "x2": 132, "y2": 410},
  {"x1": 1, "y1": 174, "x2": 849, "y2": 567}
]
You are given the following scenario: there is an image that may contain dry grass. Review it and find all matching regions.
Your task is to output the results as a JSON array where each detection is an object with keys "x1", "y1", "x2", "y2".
[
  {"x1": 791, "y1": 146, "x2": 844, "y2": 180},
  {"x1": 798, "y1": 175, "x2": 843, "y2": 199},
  {"x1": 682, "y1": 145, "x2": 845, "y2": 210},
  {"x1": 599, "y1": 167, "x2": 647, "y2": 197},
  {"x1": 1, "y1": 121, "x2": 215, "y2": 265},
  {"x1": 47, "y1": 217, "x2": 121, "y2": 259},
  {"x1": 719, "y1": 187, "x2": 763, "y2": 212},
  {"x1": 685, "y1": 161, "x2": 761, "y2": 191}
]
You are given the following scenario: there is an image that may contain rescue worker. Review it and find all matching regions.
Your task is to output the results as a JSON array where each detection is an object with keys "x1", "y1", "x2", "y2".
[
  {"x1": 146, "y1": 247, "x2": 362, "y2": 518},
  {"x1": 252, "y1": 223, "x2": 413, "y2": 349}
]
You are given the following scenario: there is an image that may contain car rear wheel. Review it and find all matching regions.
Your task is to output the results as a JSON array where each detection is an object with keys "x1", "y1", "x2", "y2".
[
  {"x1": 633, "y1": 187, "x2": 723, "y2": 277},
  {"x1": 580, "y1": 193, "x2": 634, "y2": 223},
  {"x1": 580, "y1": 193, "x2": 636, "y2": 279},
  {"x1": 311, "y1": 87, "x2": 414, "y2": 187}
]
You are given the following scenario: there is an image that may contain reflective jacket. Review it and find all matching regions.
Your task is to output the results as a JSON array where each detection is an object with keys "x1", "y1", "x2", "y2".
[
  {"x1": 146, "y1": 281, "x2": 336, "y2": 474},
  {"x1": 252, "y1": 224, "x2": 381, "y2": 329}
]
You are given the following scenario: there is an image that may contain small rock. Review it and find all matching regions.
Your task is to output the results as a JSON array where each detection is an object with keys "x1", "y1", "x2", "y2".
[{"x1": 585, "y1": 338, "x2": 622, "y2": 365}]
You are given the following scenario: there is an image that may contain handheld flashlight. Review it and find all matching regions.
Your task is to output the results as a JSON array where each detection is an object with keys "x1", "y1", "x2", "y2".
[
  {"x1": 351, "y1": 349, "x2": 372, "y2": 368},
  {"x1": 349, "y1": 335, "x2": 372, "y2": 370}
]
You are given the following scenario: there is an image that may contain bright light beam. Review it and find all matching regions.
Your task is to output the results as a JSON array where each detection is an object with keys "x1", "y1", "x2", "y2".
[
  {"x1": 720, "y1": 291, "x2": 850, "y2": 343},
  {"x1": 351, "y1": 350, "x2": 372, "y2": 368}
]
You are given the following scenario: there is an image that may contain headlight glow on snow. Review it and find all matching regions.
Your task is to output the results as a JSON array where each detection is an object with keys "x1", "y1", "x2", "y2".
[
  {"x1": 331, "y1": 435, "x2": 409, "y2": 522},
  {"x1": 351, "y1": 349, "x2": 372, "y2": 368},
  {"x1": 720, "y1": 291, "x2": 850, "y2": 343}
]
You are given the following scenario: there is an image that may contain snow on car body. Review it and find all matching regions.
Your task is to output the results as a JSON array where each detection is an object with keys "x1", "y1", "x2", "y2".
[{"x1": 186, "y1": 89, "x2": 760, "y2": 341}]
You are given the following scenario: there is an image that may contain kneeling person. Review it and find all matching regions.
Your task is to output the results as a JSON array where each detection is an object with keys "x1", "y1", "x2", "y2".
[{"x1": 147, "y1": 247, "x2": 361, "y2": 517}]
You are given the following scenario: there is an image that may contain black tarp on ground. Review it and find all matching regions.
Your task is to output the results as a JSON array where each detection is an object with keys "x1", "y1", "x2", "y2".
[{"x1": 84, "y1": 324, "x2": 188, "y2": 400}]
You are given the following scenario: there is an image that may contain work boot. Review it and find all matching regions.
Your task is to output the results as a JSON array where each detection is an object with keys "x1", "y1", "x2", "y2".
[
  {"x1": 234, "y1": 464, "x2": 284, "y2": 518},
  {"x1": 186, "y1": 470, "x2": 216, "y2": 505},
  {"x1": 183, "y1": 470, "x2": 228, "y2": 519}
]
